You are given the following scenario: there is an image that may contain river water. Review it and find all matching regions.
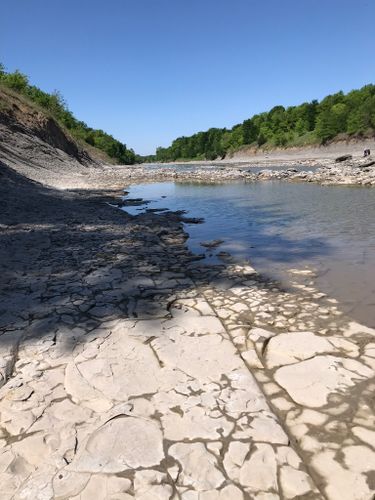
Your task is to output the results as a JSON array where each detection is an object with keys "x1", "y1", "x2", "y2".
[{"x1": 122, "y1": 180, "x2": 375, "y2": 328}]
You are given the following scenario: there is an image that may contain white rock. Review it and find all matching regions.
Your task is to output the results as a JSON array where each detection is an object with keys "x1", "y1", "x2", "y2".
[
  {"x1": 152, "y1": 331, "x2": 241, "y2": 382},
  {"x1": 241, "y1": 349, "x2": 263, "y2": 369},
  {"x1": 169, "y1": 443, "x2": 225, "y2": 491},
  {"x1": 14, "y1": 467, "x2": 55, "y2": 500},
  {"x1": 275, "y1": 355, "x2": 373, "y2": 407},
  {"x1": 69, "y1": 416, "x2": 164, "y2": 473},
  {"x1": 280, "y1": 465, "x2": 313, "y2": 498},
  {"x1": 344, "y1": 321, "x2": 375, "y2": 338},
  {"x1": 239, "y1": 444, "x2": 278, "y2": 491},
  {"x1": 245, "y1": 413, "x2": 288, "y2": 444},
  {"x1": 343, "y1": 445, "x2": 375, "y2": 473},
  {"x1": 161, "y1": 405, "x2": 233, "y2": 440},
  {"x1": 71, "y1": 335, "x2": 161, "y2": 402},
  {"x1": 312, "y1": 449, "x2": 373, "y2": 500},
  {"x1": 223, "y1": 441, "x2": 250, "y2": 482},
  {"x1": 352, "y1": 426, "x2": 375, "y2": 448},
  {"x1": 52, "y1": 470, "x2": 90, "y2": 499},
  {"x1": 199, "y1": 485, "x2": 244, "y2": 499},
  {"x1": 64, "y1": 361, "x2": 112, "y2": 412},
  {"x1": 265, "y1": 331, "x2": 350, "y2": 369},
  {"x1": 134, "y1": 470, "x2": 172, "y2": 500},
  {"x1": 253, "y1": 493, "x2": 280, "y2": 500},
  {"x1": 77, "y1": 475, "x2": 132, "y2": 500}
]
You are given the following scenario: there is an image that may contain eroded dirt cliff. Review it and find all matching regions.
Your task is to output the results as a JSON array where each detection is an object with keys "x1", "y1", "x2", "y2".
[{"x1": 0, "y1": 86, "x2": 103, "y2": 187}]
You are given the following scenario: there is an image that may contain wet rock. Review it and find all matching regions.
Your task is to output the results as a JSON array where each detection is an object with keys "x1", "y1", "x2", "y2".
[{"x1": 200, "y1": 239, "x2": 224, "y2": 248}]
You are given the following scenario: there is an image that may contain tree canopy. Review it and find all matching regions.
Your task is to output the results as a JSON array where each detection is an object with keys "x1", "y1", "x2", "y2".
[{"x1": 154, "y1": 85, "x2": 375, "y2": 162}]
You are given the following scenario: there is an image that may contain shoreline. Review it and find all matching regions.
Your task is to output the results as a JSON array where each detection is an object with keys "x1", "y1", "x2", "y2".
[
  {"x1": 120, "y1": 183, "x2": 375, "y2": 330},
  {"x1": 151, "y1": 136, "x2": 375, "y2": 165},
  {"x1": 101, "y1": 154, "x2": 375, "y2": 189},
  {"x1": 1, "y1": 163, "x2": 375, "y2": 498},
  {"x1": 2, "y1": 130, "x2": 374, "y2": 189}
]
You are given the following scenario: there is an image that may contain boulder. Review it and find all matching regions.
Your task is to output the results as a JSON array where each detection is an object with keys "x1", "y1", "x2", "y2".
[{"x1": 335, "y1": 154, "x2": 352, "y2": 163}]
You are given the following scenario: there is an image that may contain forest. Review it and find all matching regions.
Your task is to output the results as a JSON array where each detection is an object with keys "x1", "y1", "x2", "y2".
[
  {"x1": 155, "y1": 84, "x2": 375, "y2": 162},
  {"x1": 0, "y1": 65, "x2": 137, "y2": 164}
]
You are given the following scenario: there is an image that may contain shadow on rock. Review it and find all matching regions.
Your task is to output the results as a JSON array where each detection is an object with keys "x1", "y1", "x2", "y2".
[{"x1": 0, "y1": 160, "x2": 338, "y2": 367}]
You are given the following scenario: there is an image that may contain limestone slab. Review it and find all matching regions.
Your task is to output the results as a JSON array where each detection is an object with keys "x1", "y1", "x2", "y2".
[
  {"x1": 69, "y1": 416, "x2": 164, "y2": 473},
  {"x1": 275, "y1": 355, "x2": 373, "y2": 407}
]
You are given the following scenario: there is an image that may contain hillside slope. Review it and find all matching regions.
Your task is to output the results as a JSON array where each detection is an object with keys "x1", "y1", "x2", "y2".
[
  {"x1": 227, "y1": 136, "x2": 375, "y2": 162},
  {"x1": 0, "y1": 86, "x2": 103, "y2": 188}
]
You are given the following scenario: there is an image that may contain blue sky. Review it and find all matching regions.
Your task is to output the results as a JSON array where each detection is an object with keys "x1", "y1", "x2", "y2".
[{"x1": 2, "y1": 0, "x2": 374, "y2": 155}]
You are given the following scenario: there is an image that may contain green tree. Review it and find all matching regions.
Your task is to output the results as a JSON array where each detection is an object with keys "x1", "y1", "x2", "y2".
[
  {"x1": 242, "y1": 119, "x2": 258, "y2": 144},
  {"x1": 3, "y1": 69, "x2": 29, "y2": 92}
]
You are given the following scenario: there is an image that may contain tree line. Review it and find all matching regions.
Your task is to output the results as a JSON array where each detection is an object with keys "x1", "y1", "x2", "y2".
[
  {"x1": 154, "y1": 84, "x2": 375, "y2": 162},
  {"x1": 0, "y1": 64, "x2": 137, "y2": 164}
]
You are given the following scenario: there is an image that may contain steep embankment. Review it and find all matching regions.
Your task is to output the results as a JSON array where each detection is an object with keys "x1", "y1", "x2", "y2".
[
  {"x1": 0, "y1": 86, "x2": 105, "y2": 188},
  {"x1": 226, "y1": 137, "x2": 374, "y2": 162}
]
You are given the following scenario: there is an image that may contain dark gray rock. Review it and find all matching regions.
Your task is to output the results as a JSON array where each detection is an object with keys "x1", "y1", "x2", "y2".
[{"x1": 335, "y1": 154, "x2": 352, "y2": 163}]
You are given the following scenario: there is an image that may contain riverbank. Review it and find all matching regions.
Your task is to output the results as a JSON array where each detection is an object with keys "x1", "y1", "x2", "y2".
[
  {"x1": 80, "y1": 153, "x2": 375, "y2": 189},
  {"x1": 226, "y1": 137, "x2": 375, "y2": 162},
  {"x1": 1, "y1": 160, "x2": 375, "y2": 499},
  {"x1": 121, "y1": 180, "x2": 375, "y2": 329},
  {"x1": 30, "y1": 156, "x2": 373, "y2": 190},
  {"x1": 1, "y1": 113, "x2": 374, "y2": 188}
]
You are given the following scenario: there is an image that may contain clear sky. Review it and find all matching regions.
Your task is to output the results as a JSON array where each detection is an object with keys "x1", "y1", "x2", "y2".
[{"x1": 2, "y1": 0, "x2": 374, "y2": 155}]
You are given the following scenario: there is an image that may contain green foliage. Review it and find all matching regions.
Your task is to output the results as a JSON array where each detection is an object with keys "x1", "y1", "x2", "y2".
[
  {"x1": 242, "y1": 119, "x2": 258, "y2": 144},
  {"x1": 2, "y1": 63, "x2": 372, "y2": 164},
  {"x1": 1, "y1": 69, "x2": 29, "y2": 92},
  {"x1": 0, "y1": 64, "x2": 137, "y2": 164},
  {"x1": 154, "y1": 85, "x2": 375, "y2": 162}
]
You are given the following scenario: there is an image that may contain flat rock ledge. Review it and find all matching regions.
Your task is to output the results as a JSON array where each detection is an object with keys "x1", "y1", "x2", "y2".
[{"x1": 0, "y1": 179, "x2": 375, "y2": 499}]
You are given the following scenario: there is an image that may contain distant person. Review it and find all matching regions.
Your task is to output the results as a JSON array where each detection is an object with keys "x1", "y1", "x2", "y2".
[{"x1": 363, "y1": 149, "x2": 370, "y2": 157}]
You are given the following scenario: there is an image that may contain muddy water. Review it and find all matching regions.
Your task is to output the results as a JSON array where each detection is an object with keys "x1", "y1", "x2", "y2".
[{"x1": 123, "y1": 181, "x2": 375, "y2": 327}]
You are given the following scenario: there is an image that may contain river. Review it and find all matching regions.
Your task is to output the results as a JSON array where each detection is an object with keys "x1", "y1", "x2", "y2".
[{"x1": 122, "y1": 180, "x2": 375, "y2": 328}]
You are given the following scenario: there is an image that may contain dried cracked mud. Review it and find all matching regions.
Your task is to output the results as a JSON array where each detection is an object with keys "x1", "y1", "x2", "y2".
[{"x1": 1, "y1": 167, "x2": 375, "y2": 499}]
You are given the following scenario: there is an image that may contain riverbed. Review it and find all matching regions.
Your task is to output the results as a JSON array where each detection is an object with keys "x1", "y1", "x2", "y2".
[{"x1": 122, "y1": 180, "x2": 375, "y2": 327}]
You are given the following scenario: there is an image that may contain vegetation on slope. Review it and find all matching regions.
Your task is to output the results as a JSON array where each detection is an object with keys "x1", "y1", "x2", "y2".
[
  {"x1": 155, "y1": 85, "x2": 375, "y2": 162},
  {"x1": 0, "y1": 64, "x2": 137, "y2": 164}
]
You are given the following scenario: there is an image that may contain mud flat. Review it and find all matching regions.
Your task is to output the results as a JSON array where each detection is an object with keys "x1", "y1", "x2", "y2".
[{"x1": 0, "y1": 160, "x2": 374, "y2": 499}]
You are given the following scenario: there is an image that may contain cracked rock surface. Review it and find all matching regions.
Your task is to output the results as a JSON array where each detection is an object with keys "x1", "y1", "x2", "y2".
[{"x1": 1, "y1": 165, "x2": 375, "y2": 499}]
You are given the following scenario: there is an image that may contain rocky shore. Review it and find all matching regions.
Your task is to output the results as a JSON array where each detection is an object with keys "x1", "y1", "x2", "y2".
[
  {"x1": 2, "y1": 34, "x2": 375, "y2": 500},
  {"x1": 1, "y1": 94, "x2": 373, "y2": 189},
  {"x1": 1, "y1": 160, "x2": 375, "y2": 499},
  {"x1": 77, "y1": 155, "x2": 375, "y2": 190}
]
